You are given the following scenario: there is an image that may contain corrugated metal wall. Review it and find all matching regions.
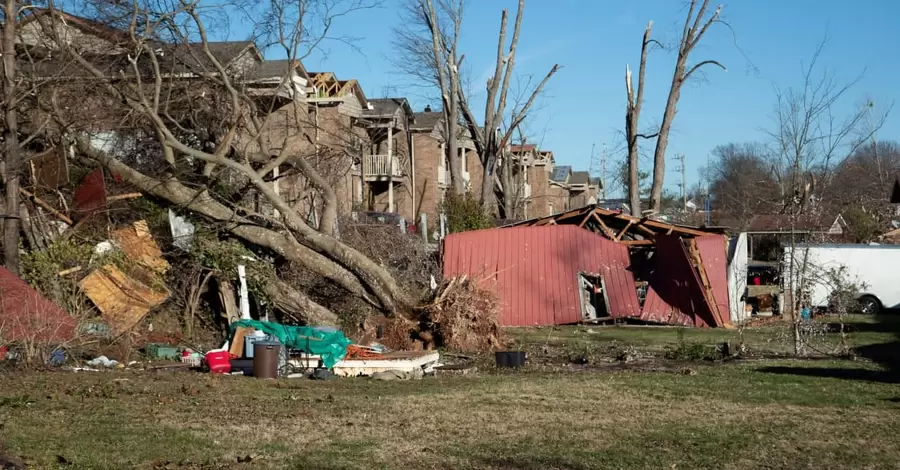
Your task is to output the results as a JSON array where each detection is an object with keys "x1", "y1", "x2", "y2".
[
  {"x1": 640, "y1": 235, "x2": 701, "y2": 326},
  {"x1": 695, "y1": 235, "x2": 731, "y2": 324},
  {"x1": 442, "y1": 225, "x2": 640, "y2": 326},
  {"x1": 639, "y1": 235, "x2": 731, "y2": 327}
]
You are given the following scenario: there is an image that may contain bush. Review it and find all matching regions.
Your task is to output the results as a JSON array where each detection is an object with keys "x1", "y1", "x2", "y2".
[
  {"x1": 663, "y1": 328, "x2": 723, "y2": 361},
  {"x1": 440, "y1": 193, "x2": 493, "y2": 234}
]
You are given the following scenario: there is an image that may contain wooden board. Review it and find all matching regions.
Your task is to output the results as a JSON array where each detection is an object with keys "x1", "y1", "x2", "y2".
[
  {"x1": 112, "y1": 220, "x2": 169, "y2": 273},
  {"x1": 79, "y1": 264, "x2": 169, "y2": 334},
  {"x1": 229, "y1": 327, "x2": 253, "y2": 357}
]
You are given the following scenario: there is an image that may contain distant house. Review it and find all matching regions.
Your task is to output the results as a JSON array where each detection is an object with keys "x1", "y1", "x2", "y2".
[
  {"x1": 745, "y1": 213, "x2": 849, "y2": 261},
  {"x1": 408, "y1": 107, "x2": 483, "y2": 224}
]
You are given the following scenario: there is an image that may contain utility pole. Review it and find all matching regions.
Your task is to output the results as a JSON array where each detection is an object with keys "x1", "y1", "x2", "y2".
[
  {"x1": 674, "y1": 153, "x2": 686, "y2": 212},
  {"x1": 601, "y1": 143, "x2": 607, "y2": 200},
  {"x1": 706, "y1": 153, "x2": 711, "y2": 226}
]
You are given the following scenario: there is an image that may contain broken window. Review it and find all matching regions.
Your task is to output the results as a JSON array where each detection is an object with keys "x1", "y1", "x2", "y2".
[{"x1": 578, "y1": 273, "x2": 610, "y2": 321}]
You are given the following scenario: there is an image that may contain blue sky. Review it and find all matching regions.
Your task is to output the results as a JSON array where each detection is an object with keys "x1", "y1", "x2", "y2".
[{"x1": 225, "y1": 0, "x2": 900, "y2": 197}]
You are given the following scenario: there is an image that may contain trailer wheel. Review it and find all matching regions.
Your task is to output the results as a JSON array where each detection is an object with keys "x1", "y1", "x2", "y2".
[{"x1": 858, "y1": 295, "x2": 881, "y2": 315}]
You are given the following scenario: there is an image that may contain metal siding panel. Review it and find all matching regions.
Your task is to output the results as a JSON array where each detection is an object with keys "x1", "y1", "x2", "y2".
[
  {"x1": 442, "y1": 225, "x2": 642, "y2": 326},
  {"x1": 640, "y1": 236, "x2": 696, "y2": 326},
  {"x1": 534, "y1": 228, "x2": 546, "y2": 325},
  {"x1": 695, "y1": 235, "x2": 731, "y2": 324},
  {"x1": 559, "y1": 226, "x2": 580, "y2": 324}
]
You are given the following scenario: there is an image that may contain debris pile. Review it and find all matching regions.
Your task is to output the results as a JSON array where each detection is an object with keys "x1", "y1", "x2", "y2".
[{"x1": 418, "y1": 275, "x2": 503, "y2": 353}]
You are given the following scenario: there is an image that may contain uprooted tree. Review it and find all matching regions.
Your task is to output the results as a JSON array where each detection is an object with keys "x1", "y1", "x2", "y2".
[
  {"x1": 16, "y1": 0, "x2": 418, "y2": 326},
  {"x1": 393, "y1": 0, "x2": 558, "y2": 216}
]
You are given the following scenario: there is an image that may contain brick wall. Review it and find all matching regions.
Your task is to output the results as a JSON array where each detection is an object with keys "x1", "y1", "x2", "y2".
[
  {"x1": 279, "y1": 102, "x2": 359, "y2": 223},
  {"x1": 547, "y1": 184, "x2": 570, "y2": 215},
  {"x1": 411, "y1": 132, "x2": 443, "y2": 224},
  {"x1": 525, "y1": 164, "x2": 551, "y2": 218},
  {"x1": 464, "y1": 148, "x2": 484, "y2": 201}
]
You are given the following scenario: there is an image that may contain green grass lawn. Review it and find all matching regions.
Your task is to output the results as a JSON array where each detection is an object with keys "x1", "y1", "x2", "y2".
[{"x1": 1, "y1": 315, "x2": 899, "y2": 469}]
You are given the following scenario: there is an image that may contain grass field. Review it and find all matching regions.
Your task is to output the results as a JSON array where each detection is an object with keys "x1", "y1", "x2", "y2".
[{"x1": 1, "y1": 315, "x2": 899, "y2": 469}]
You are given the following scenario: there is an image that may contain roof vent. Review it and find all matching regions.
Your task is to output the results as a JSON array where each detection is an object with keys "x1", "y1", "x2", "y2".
[{"x1": 424, "y1": 104, "x2": 432, "y2": 112}]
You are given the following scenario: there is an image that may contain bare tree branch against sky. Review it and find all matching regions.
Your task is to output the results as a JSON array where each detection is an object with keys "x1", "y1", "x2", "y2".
[{"x1": 236, "y1": 0, "x2": 898, "y2": 190}]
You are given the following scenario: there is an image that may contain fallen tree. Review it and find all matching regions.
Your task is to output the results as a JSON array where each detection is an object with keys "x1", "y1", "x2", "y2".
[{"x1": 22, "y1": 1, "x2": 412, "y2": 325}]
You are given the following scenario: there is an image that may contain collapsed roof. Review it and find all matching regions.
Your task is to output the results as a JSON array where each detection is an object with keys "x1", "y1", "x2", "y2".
[{"x1": 508, "y1": 205, "x2": 726, "y2": 245}]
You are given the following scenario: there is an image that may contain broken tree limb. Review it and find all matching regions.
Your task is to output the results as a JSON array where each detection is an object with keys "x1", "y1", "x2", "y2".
[
  {"x1": 58, "y1": 266, "x2": 82, "y2": 276},
  {"x1": 106, "y1": 192, "x2": 143, "y2": 202},
  {"x1": 18, "y1": 187, "x2": 73, "y2": 225},
  {"x1": 265, "y1": 278, "x2": 339, "y2": 326}
]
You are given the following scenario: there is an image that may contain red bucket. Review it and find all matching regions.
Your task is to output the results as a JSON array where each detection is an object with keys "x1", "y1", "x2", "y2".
[{"x1": 205, "y1": 350, "x2": 233, "y2": 374}]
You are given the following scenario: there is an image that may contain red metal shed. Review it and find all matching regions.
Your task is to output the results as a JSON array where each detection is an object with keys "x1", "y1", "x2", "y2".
[
  {"x1": 639, "y1": 235, "x2": 731, "y2": 327},
  {"x1": 442, "y1": 225, "x2": 641, "y2": 326},
  {"x1": 0, "y1": 266, "x2": 76, "y2": 343}
]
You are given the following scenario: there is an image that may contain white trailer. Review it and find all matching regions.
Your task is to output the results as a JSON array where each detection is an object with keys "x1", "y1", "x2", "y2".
[{"x1": 783, "y1": 244, "x2": 900, "y2": 315}]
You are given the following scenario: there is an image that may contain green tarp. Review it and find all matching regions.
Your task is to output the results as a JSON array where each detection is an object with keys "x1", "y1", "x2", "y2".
[{"x1": 230, "y1": 320, "x2": 351, "y2": 368}]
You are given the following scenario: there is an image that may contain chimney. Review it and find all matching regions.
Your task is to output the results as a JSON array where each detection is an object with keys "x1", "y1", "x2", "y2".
[{"x1": 424, "y1": 105, "x2": 432, "y2": 112}]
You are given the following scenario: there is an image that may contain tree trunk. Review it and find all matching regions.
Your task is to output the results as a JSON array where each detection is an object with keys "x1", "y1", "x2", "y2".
[
  {"x1": 648, "y1": 66, "x2": 684, "y2": 212},
  {"x1": 480, "y1": 151, "x2": 498, "y2": 213},
  {"x1": 446, "y1": 78, "x2": 464, "y2": 195},
  {"x1": 2, "y1": 0, "x2": 21, "y2": 274},
  {"x1": 266, "y1": 278, "x2": 339, "y2": 326},
  {"x1": 75, "y1": 137, "x2": 403, "y2": 311}
]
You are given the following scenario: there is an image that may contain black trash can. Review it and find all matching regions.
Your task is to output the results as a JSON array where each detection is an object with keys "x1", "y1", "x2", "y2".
[{"x1": 495, "y1": 351, "x2": 526, "y2": 368}]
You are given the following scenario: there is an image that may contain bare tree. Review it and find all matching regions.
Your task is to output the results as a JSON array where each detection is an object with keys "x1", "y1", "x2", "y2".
[
  {"x1": 1, "y1": 0, "x2": 22, "y2": 274},
  {"x1": 394, "y1": 0, "x2": 559, "y2": 212},
  {"x1": 624, "y1": 21, "x2": 657, "y2": 215},
  {"x1": 27, "y1": 0, "x2": 413, "y2": 323},
  {"x1": 768, "y1": 39, "x2": 890, "y2": 354},
  {"x1": 707, "y1": 142, "x2": 781, "y2": 223},
  {"x1": 647, "y1": 0, "x2": 725, "y2": 213}
]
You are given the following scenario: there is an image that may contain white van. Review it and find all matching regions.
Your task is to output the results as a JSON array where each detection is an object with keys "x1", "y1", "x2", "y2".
[{"x1": 783, "y1": 244, "x2": 900, "y2": 315}]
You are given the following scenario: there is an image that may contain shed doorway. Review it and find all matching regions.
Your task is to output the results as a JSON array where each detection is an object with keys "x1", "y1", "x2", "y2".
[{"x1": 578, "y1": 273, "x2": 610, "y2": 321}]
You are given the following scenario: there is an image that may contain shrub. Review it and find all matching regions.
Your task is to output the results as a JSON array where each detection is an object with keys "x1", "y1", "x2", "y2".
[{"x1": 440, "y1": 193, "x2": 493, "y2": 234}]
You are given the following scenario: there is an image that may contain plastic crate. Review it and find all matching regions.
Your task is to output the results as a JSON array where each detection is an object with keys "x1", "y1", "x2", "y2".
[
  {"x1": 181, "y1": 354, "x2": 201, "y2": 367},
  {"x1": 147, "y1": 343, "x2": 179, "y2": 360}
]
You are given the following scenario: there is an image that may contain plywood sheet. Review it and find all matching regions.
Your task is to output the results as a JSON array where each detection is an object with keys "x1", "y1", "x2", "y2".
[
  {"x1": 112, "y1": 220, "x2": 169, "y2": 273},
  {"x1": 79, "y1": 264, "x2": 169, "y2": 333}
]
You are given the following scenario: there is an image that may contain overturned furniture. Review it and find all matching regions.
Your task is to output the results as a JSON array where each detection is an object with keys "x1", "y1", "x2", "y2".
[{"x1": 443, "y1": 205, "x2": 733, "y2": 327}]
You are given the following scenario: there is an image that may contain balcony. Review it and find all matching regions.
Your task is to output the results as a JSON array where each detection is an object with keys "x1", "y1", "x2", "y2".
[
  {"x1": 437, "y1": 167, "x2": 472, "y2": 187},
  {"x1": 364, "y1": 154, "x2": 403, "y2": 181},
  {"x1": 438, "y1": 165, "x2": 450, "y2": 186}
]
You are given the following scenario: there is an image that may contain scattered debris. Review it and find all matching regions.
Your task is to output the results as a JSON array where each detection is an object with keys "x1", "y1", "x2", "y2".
[
  {"x1": 310, "y1": 369, "x2": 335, "y2": 380},
  {"x1": 111, "y1": 220, "x2": 170, "y2": 273},
  {"x1": 168, "y1": 209, "x2": 195, "y2": 251},
  {"x1": 78, "y1": 264, "x2": 169, "y2": 334},
  {"x1": 371, "y1": 368, "x2": 424, "y2": 380},
  {"x1": 73, "y1": 168, "x2": 106, "y2": 218},
  {"x1": 86, "y1": 356, "x2": 120, "y2": 368},
  {"x1": 29, "y1": 146, "x2": 69, "y2": 192}
]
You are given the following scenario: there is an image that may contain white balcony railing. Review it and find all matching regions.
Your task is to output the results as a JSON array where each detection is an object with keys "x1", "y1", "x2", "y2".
[
  {"x1": 438, "y1": 165, "x2": 450, "y2": 186},
  {"x1": 364, "y1": 154, "x2": 403, "y2": 178}
]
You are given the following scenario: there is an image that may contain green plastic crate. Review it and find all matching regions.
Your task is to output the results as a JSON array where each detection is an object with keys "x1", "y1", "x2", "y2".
[{"x1": 146, "y1": 343, "x2": 179, "y2": 360}]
